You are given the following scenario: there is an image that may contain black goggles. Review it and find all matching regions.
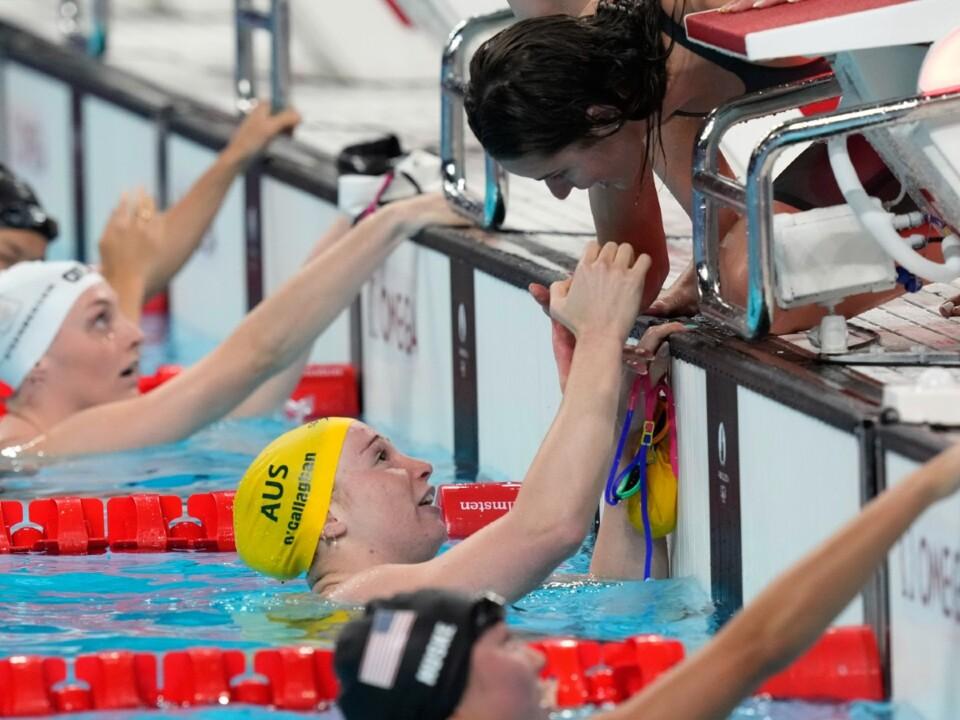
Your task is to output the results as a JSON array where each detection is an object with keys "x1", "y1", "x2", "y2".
[{"x1": 0, "y1": 203, "x2": 59, "y2": 241}]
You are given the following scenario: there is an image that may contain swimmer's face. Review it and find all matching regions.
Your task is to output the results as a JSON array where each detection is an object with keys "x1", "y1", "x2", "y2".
[
  {"x1": 0, "y1": 229, "x2": 47, "y2": 268},
  {"x1": 330, "y1": 422, "x2": 444, "y2": 562},
  {"x1": 38, "y1": 282, "x2": 143, "y2": 407},
  {"x1": 457, "y1": 623, "x2": 549, "y2": 720},
  {"x1": 499, "y1": 125, "x2": 642, "y2": 200}
]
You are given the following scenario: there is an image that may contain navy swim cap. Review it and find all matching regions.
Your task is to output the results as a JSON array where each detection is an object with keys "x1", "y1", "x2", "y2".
[
  {"x1": 334, "y1": 589, "x2": 505, "y2": 720},
  {"x1": 0, "y1": 164, "x2": 58, "y2": 241}
]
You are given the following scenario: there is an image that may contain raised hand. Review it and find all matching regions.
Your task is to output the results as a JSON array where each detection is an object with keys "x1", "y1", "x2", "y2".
[
  {"x1": 98, "y1": 190, "x2": 164, "y2": 280},
  {"x1": 225, "y1": 102, "x2": 302, "y2": 166},
  {"x1": 550, "y1": 241, "x2": 652, "y2": 346}
]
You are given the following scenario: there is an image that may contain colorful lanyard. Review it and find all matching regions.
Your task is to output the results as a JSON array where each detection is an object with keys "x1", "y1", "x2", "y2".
[{"x1": 603, "y1": 373, "x2": 657, "y2": 579}]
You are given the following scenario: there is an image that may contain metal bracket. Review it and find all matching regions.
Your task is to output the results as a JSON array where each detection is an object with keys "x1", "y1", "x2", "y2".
[
  {"x1": 693, "y1": 77, "x2": 960, "y2": 339},
  {"x1": 441, "y1": 9, "x2": 512, "y2": 229},
  {"x1": 58, "y1": 0, "x2": 109, "y2": 58},
  {"x1": 820, "y1": 350, "x2": 960, "y2": 366},
  {"x1": 234, "y1": 0, "x2": 291, "y2": 114}
]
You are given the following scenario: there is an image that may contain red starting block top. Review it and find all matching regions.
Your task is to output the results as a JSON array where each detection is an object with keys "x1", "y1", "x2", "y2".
[{"x1": 683, "y1": 0, "x2": 949, "y2": 61}]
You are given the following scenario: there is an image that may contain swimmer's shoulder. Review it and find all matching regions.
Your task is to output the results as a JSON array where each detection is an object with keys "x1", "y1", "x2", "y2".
[
  {"x1": 318, "y1": 563, "x2": 428, "y2": 605},
  {"x1": 0, "y1": 417, "x2": 44, "y2": 457}
]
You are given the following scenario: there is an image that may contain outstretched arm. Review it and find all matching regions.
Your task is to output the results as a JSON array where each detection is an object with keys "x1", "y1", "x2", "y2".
[
  {"x1": 143, "y1": 103, "x2": 301, "y2": 301},
  {"x1": 337, "y1": 242, "x2": 654, "y2": 603},
  {"x1": 529, "y1": 279, "x2": 681, "y2": 581},
  {"x1": 229, "y1": 215, "x2": 353, "y2": 418},
  {"x1": 604, "y1": 441, "x2": 960, "y2": 720},
  {"x1": 33, "y1": 195, "x2": 457, "y2": 456}
]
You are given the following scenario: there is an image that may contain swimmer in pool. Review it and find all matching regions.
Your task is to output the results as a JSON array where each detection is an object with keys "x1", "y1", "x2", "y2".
[
  {"x1": 0, "y1": 101, "x2": 300, "y2": 322},
  {"x1": 234, "y1": 241, "x2": 681, "y2": 602},
  {"x1": 330, "y1": 438, "x2": 960, "y2": 720},
  {"x1": 463, "y1": 0, "x2": 953, "y2": 332},
  {"x1": 0, "y1": 192, "x2": 462, "y2": 456}
]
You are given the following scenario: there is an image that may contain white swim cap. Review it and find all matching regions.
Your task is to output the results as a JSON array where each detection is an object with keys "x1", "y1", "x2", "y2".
[{"x1": 0, "y1": 261, "x2": 104, "y2": 389}]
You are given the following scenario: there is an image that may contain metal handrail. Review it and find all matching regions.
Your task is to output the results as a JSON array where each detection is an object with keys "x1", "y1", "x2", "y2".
[
  {"x1": 440, "y1": 9, "x2": 513, "y2": 229},
  {"x1": 234, "y1": 0, "x2": 291, "y2": 114},
  {"x1": 694, "y1": 80, "x2": 960, "y2": 338},
  {"x1": 58, "y1": 0, "x2": 109, "y2": 58}
]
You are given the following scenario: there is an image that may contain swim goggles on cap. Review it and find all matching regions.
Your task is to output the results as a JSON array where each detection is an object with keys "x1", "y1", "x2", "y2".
[{"x1": 0, "y1": 202, "x2": 59, "y2": 241}]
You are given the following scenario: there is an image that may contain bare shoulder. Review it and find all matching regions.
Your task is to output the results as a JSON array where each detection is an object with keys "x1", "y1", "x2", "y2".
[
  {"x1": 0, "y1": 417, "x2": 44, "y2": 456},
  {"x1": 323, "y1": 563, "x2": 427, "y2": 605}
]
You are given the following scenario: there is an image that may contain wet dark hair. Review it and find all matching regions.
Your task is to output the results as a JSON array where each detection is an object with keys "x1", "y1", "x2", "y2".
[{"x1": 465, "y1": 0, "x2": 673, "y2": 170}]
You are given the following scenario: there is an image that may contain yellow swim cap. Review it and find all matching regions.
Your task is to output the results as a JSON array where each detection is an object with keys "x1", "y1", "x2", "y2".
[{"x1": 234, "y1": 418, "x2": 353, "y2": 580}]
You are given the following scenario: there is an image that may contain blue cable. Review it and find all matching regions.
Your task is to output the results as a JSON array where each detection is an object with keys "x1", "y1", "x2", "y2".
[
  {"x1": 638, "y1": 452, "x2": 653, "y2": 581},
  {"x1": 604, "y1": 404, "x2": 636, "y2": 506}
]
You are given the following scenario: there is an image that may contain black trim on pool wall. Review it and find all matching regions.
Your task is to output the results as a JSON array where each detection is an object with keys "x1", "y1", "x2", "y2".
[
  {"x1": 244, "y1": 164, "x2": 264, "y2": 310},
  {"x1": 450, "y1": 257, "x2": 480, "y2": 481},
  {"x1": 876, "y1": 423, "x2": 959, "y2": 464},
  {"x1": 706, "y1": 367, "x2": 743, "y2": 624},
  {"x1": 70, "y1": 87, "x2": 87, "y2": 264}
]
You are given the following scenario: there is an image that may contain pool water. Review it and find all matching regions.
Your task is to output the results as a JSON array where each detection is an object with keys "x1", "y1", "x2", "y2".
[{"x1": 0, "y1": 338, "x2": 913, "y2": 718}]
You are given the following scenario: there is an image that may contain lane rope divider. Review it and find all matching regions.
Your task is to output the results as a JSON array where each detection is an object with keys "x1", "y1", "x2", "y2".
[
  {"x1": 0, "y1": 483, "x2": 527, "y2": 555},
  {"x1": 0, "y1": 626, "x2": 883, "y2": 717},
  {"x1": 0, "y1": 492, "x2": 237, "y2": 554}
]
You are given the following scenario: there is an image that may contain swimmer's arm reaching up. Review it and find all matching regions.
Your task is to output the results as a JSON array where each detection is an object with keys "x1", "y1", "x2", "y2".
[
  {"x1": 331, "y1": 243, "x2": 652, "y2": 604},
  {"x1": 588, "y1": 322, "x2": 687, "y2": 581},
  {"x1": 31, "y1": 195, "x2": 460, "y2": 456},
  {"x1": 527, "y1": 279, "x2": 681, "y2": 581},
  {"x1": 599, "y1": 441, "x2": 960, "y2": 720},
  {"x1": 141, "y1": 104, "x2": 301, "y2": 305},
  {"x1": 229, "y1": 215, "x2": 353, "y2": 419}
]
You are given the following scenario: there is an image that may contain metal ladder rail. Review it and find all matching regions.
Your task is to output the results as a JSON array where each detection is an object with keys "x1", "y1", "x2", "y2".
[
  {"x1": 235, "y1": 0, "x2": 291, "y2": 114},
  {"x1": 440, "y1": 9, "x2": 512, "y2": 229},
  {"x1": 692, "y1": 74, "x2": 841, "y2": 338},
  {"x1": 694, "y1": 81, "x2": 960, "y2": 339}
]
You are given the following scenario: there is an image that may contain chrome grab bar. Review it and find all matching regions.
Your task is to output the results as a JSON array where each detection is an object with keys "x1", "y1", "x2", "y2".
[
  {"x1": 692, "y1": 75, "x2": 840, "y2": 338},
  {"x1": 694, "y1": 79, "x2": 960, "y2": 338},
  {"x1": 58, "y1": 0, "x2": 109, "y2": 58},
  {"x1": 441, "y1": 9, "x2": 513, "y2": 229},
  {"x1": 234, "y1": 0, "x2": 291, "y2": 114}
]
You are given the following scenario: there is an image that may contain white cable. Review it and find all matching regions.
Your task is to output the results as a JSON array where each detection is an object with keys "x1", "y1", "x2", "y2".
[
  {"x1": 892, "y1": 211, "x2": 925, "y2": 230},
  {"x1": 827, "y1": 136, "x2": 960, "y2": 282}
]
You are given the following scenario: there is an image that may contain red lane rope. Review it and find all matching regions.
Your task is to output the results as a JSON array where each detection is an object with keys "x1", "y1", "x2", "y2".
[
  {"x1": 0, "y1": 626, "x2": 883, "y2": 717},
  {"x1": 0, "y1": 483, "x2": 527, "y2": 556},
  {"x1": 0, "y1": 645, "x2": 338, "y2": 716},
  {"x1": 0, "y1": 492, "x2": 236, "y2": 555}
]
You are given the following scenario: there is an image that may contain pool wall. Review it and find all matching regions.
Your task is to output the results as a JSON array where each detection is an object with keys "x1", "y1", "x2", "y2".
[{"x1": 2, "y1": 17, "x2": 959, "y2": 717}]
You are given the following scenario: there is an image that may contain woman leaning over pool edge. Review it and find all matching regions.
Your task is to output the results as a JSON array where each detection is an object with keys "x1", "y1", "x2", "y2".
[
  {"x1": 234, "y1": 241, "x2": 682, "y2": 603},
  {"x1": 464, "y1": 0, "x2": 953, "y2": 332},
  {"x1": 0, "y1": 193, "x2": 461, "y2": 457}
]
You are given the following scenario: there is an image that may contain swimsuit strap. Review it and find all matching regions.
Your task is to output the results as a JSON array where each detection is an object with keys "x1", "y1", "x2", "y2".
[{"x1": 659, "y1": 8, "x2": 830, "y2": 96}]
